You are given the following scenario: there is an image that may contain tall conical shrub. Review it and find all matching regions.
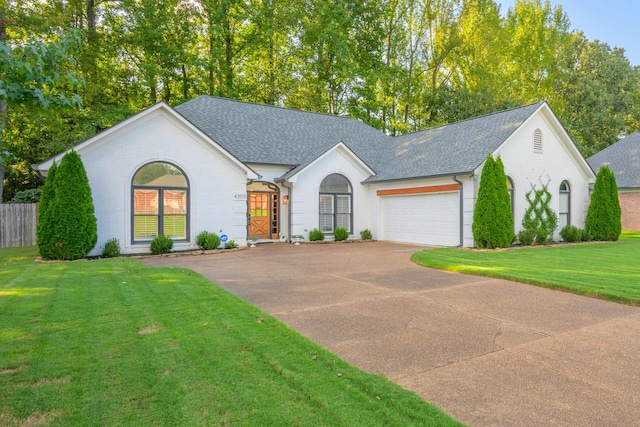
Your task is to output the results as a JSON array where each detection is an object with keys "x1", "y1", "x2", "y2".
[
  {"x1": 473, "y1": 154, "x2": 514, "y2": 248},
  {"x1": 48, "y1": 151, "x2": 98, "y2": 260},
  {"x1": 494, "y1": 156, "x2": 516, "y2": 245},
  {"x1": 36, "y1": 161, "x2": 58, "y2": 259},
  {"x1": 586, "y1": 165, "x2": 621, "y2": 241}
]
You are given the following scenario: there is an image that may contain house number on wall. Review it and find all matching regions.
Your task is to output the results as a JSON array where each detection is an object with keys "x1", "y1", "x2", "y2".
[{"x1": 233, "y1": 193, "x2": 247, "y2": 201}]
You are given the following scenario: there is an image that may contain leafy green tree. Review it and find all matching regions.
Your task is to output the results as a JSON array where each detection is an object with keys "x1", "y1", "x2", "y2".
[
  {"x1": 555, "y1": 34, "x2": 637, "y2": 157},
  {"x1": 36, "y1": 161, "x2": 57, "y2": 259},
  {"x1": 586, "y1": 165, "x2": 621, "y2": 241},
  {"x1": 47, "y1": 151, "x2": 97, "y2": 260},
  {"x1": 0, "y1": 30, "x2": 84, "y2": 201},
  {"x1": 503, "y1": 0, "x2": 571, "y2": 103},
  {"x1": 473, "y1": 154, "x2": 513, "y2": 248}
]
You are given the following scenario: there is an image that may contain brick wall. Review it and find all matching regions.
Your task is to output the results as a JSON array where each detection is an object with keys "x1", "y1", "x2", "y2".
[{"x1": 619, "y1": 191, "x2": 640, "y2": 231}]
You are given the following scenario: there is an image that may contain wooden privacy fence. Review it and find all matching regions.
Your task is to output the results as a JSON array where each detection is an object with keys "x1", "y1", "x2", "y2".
[{"x1": 0, "y1": 204, "x2": 38, "y2": 248}]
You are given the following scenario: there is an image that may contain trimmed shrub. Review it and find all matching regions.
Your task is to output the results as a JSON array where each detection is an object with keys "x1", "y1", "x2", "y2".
[
  {"x1": 360, "y1": 229, "x2": 372, "y2": 240},
  {"x1": 517, "y1": 229, "x2": 536, "y2": 246},
  {"x1": 150, "y1": 235, "x2": 173, "y2": 254},
  {"x1": 36, "y1": 161, "x2": 57, "y2": 259},
  {"x1": 472, "y1": 154, "x2": 514, "y2": 248},
  {"x1": 46, "y1": 151, "x2": 98, "y2": 260},
  {"x1": 580, "y1": 229, "x2": 593, "y2": 242},
  {"x1": 309, "y1": 229, "x2": 324, "y2": 241},
  {"x1": 560, "y1": 225, "x2": 581, "y2": 243},
  {"x1": 334, "y1": 227, "x2": 348, "y2": 241},
  {"x1": 196, "y1": 231, "x2": 221, "y2": 250},
  {"x1": 10, "y1": 188, "x2": 41, "y2": 204},
  {"x1": 225, "y1": 240, "x2": 238, "y2": 249},
  {"x1": 586, "y1": 165, "x2": 621, "y2": 241},
  {"x1": 102, "y1": 238, "x2": 121, "y2": 258}
]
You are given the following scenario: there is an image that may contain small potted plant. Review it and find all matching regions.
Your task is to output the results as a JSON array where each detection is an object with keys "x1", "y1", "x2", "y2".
[
  {"x1": 247, "y1": 235, "x2": 259, "y2": 248},
  {"x1": 291, "y1": 235, "x2": 304, "y2": 245}
]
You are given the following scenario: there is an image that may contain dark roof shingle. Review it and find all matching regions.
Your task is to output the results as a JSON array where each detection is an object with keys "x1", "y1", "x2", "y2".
[
  {"x1": 175, "y1": 96, "x2": 545, "y2": 183},
  {"x1": 587, "y1": 132, "x2": 640, "y2": 188}
]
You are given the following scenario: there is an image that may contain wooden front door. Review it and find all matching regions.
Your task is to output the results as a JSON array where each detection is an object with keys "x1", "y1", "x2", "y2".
[{"x1": 248, "y1": 191, "x2": 276, "y2": 240}]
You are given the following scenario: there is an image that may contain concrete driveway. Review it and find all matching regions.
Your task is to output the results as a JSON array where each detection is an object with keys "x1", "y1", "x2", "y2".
[{"x1": 141, "y1": 242, "x2": 640, "y2": 426}]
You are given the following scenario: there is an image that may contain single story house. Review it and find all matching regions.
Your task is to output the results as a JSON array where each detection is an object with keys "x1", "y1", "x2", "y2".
[
  {"x1": 34, "y1": 96, "x2": 595, "y2": 255},
  {"x1": 588, "y1": 132, "x2": 640, "y2": 230}
]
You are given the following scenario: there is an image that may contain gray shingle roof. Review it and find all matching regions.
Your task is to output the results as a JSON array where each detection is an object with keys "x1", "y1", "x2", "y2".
[
  {"x1": 587, "y1": 132, "x2": 640, "y2": 188},
  {"x1": 174, "y1": 96, "x2": 390, "y2": 172},
  {"x1": 175, "y1": 96, "x2": 544, "y2": 183},
  {"x1": 363, "y1": 102, "x2": 544, "y2": 182}
]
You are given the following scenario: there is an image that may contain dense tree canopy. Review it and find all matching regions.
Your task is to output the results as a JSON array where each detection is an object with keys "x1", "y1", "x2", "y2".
[{"x1": 2, "y1": 0, "x2": 640, "y2": 200}]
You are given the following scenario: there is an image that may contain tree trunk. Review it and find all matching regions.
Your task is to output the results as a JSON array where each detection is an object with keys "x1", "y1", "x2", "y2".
[{"x1": 87, "y1": 0, "x2": 97, "y2": 42}]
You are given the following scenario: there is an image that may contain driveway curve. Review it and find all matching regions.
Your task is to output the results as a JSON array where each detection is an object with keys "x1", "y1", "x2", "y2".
[{"x1": 141, "y1": 242, "x2": 640, "y2": 427}]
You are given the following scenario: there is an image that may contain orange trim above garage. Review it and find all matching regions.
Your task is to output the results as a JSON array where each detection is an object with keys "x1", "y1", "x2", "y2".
[{"x1": 376, "y1": 183, "x2": 460, "y2": 196}]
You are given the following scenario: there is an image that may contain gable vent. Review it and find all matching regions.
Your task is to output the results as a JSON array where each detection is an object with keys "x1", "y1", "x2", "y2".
[{"x1": 533, "y1": 128, "x2": 543, "y2": 153}]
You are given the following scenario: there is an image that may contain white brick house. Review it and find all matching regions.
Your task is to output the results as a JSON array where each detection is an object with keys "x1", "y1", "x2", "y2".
[{"x1": 34, "y1": 97, "x2": 595, "y2": 255}]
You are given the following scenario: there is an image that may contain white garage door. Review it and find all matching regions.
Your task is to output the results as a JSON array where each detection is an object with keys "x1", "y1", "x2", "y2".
[{"x1": 381, "y1": 192, "x2": 460, "y2": 246}]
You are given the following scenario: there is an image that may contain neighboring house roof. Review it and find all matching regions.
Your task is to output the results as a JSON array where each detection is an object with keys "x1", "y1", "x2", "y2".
[
  {"x1": 175, "y1": 96, "x2": 546, "y2": 183},
  {"x1": 364, "y1": 102, "x2": 546, "y2": 182},
  {"x1": 587, "y1": 132, "x2": 640, "y2": 189}
]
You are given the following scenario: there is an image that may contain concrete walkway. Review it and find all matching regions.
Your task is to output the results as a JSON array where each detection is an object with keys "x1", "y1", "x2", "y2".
[{"x1": 141, "y1": 242, "x2": 640, "y2": 426}]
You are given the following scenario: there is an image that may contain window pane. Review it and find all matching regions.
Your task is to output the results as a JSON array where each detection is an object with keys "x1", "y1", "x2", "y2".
[
  {"x1": 134, "y1": 216, "x2": 158, "y2": 240},
  {"x1": 320, "y1": 195, "x2": 334, "y2": 214},
  {"x1": 559, "y1": 193, "x2": 569, "y2": 213},
  {"x1": 164, "y1": 215, "x2": 186, "y2": 239},
  {"x1": 164, "y1": 190, "x2": 187, "y2": 215},
  {"x1": 559, "y1": 213, "x2": 568, "y2": 230},
  {"x1": 336, "y1": 214, "x2": 350, "y2": 232},
  {"x1": 134, "y1": 189, "x2": 158, "y2": 215},
  {"x1": 320, "y1": 174, "x2": 350, "y2": 192},
  {"x1": 320, "y1": 215, "x2": 333, "y2": 232},
  {"x1": 336, "y1": 195, "x2": 351, "y2": 214},
  {"x1": 133, "y1": 162, "x2": 187, "y2": 187}
]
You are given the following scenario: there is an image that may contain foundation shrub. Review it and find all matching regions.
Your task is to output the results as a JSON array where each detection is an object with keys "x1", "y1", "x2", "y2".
[
  {"x1": 150, "y1": 235, "x2": 173, "y2": 254},
  {"x1": 102, "y1": 238, "x2": 121, "y2": 258},
  {"x1": 560, "y1": 225, "x2": 581, "y2": 243},
  {"x1": 196, "y1": 231, "x2": 221, "y2": 250},
  {"x1": 309, "y1": 229, "x2": 324, "y2": 241},
  {"x1": 334, "y1": 227, "x2": 348, "y2": 241},
  {"x1": 360, "y1": 229, "x2": 372, "y2": 240}
]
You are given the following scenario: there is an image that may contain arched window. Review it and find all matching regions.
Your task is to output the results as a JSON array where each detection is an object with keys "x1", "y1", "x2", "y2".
[
  {"x1": 319, "y1": 174, "x2": 352, "y2": 234},
  {"x1": 507, "y1": 177, "x2": 515, "y2": 217},
  {"x1": 132, "y1": 162, "x2": 189, "y2": 242},
  {"x1": 559, "y1": 181, "x2": 570, "y2": 230}
]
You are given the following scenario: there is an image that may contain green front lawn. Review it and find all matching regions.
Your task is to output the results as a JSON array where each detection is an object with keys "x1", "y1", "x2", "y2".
[
  {"x1": 411, "y1": 231, "x2": 640, "y2": 305},
  {"x1": 0, "y1": 246, "x2": 462, "y2": 426}
]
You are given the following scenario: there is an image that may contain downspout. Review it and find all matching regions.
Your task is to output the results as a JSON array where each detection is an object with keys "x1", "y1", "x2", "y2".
[
  {"x1": 282, "y1": 181, "x2": 293, "y2": 241},
  {"x1": 453, "y1": 175, "x2": 464, "y2": 247}
]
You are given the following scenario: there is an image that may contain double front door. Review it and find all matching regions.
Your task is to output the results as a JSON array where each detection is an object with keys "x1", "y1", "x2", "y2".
[{"x1": 248, "y1": 191, "x2": 279, "y2": 240}]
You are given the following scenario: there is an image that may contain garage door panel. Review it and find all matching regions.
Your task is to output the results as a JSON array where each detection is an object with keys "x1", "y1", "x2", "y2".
[{"x1": 381, "y1": 193, "x2": 459, "y2": 246}]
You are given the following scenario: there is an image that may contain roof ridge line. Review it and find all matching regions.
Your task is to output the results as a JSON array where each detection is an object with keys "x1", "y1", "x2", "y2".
[
  {"x1": 394, "y1": 101, "x2": 545, "y2": 138},
  {"x1": 180, "y1": 95, "x2": 366, "y2": 123}
]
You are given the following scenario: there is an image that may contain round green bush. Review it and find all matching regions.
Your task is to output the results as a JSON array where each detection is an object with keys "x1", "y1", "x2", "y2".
[
  {"x1": 150, "y1": 235, "x2": 173, "y2": 254},
  {"x1": 334, "y1": 227, "x2": 348, "y2": 241},
  {"x1": 102, "y1": 238, "x2": 121, "y2": 258},
  {"x1": 196, "y1": 231, "x2": 221, "y2": 250},
  {"x1": 560, "y1": 225, "x2": 581, "y2": 243},
  {"x1": 309, "y1": 229, "x2": 324, "y2": 241},
  {"x1": 517, "y1": 229, "x2": 536, "y2": 246},
  {"x1": 360, "y1": 229, "x2": 372, "y2": 240},
  {"x1": 225, "y1": 240, "x2": 238, "y2": 249}
]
